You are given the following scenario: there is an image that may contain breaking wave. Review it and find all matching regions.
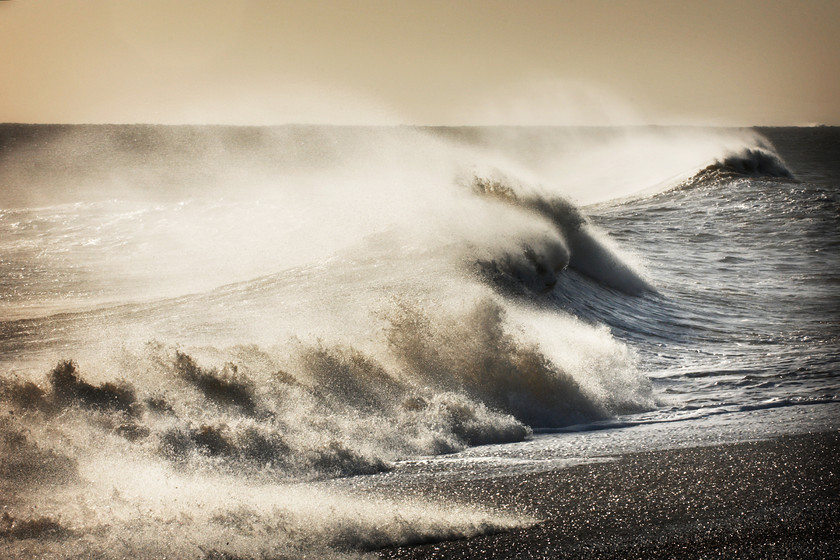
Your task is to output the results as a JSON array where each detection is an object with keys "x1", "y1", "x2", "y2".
[
  {"x1": 1, "y1": 123, "x2": 790, "y2": 558},
  {"x1": 1, "y1": 294, "x2": 653, "y2": 481}
]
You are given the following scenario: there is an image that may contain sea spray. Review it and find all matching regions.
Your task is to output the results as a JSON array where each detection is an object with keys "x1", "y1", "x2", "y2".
[
  {"x1": 4, "y1": 296, "x2": 634, "y2": 557},
  {"x1": 2, "y1": 293, "x2": 653, "y2": 482},
  {"x1": 1, "y1": 123, "x2": 796, "y2": 558}
]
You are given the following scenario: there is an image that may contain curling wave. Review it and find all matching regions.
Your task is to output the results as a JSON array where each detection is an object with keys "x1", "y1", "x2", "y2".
[{"x1": 469, "y1": 173, "x2": 654, "y2": 295}]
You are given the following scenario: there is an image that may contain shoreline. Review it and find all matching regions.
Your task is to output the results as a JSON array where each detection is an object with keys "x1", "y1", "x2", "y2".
[{"x1": 376, "y1": 430, "x2": 840, "y2": 559}]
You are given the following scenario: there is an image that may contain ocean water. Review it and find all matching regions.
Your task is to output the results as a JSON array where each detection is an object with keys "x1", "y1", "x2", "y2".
[{"x1": 1, "y1": 124, "x2": 838, "y2": 558}]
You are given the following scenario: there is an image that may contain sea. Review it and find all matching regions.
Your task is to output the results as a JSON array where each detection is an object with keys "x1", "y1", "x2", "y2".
[{"x1": 1, "y1": 124, "x2": 838, "y2": 558}]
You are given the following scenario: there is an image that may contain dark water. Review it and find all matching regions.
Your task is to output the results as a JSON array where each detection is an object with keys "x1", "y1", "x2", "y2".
[
  {"x1": 1, "y1": 124, "x2": 838, "y2": 558},
  {"x1": 570, "y1": 128, "x2": 840, "y2": 416}
]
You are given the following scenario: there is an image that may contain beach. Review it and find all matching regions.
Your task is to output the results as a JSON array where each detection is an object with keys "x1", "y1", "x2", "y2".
[{"x1": 377, "y1": 431, "x2": 839, "y2": 559}]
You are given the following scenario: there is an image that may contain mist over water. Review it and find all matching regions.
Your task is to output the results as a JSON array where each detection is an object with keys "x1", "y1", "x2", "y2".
[
  {"x1": 2, "y1": 123, "x2": 837, "y2": 558},
  {"x1": 0, "y1": 125, "x2": 760, "y2": 318}
]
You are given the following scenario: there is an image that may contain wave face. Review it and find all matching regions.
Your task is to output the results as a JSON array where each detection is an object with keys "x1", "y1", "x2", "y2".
[{"x1": 2, "y1": 124, "x2": 837, "y2": 558}]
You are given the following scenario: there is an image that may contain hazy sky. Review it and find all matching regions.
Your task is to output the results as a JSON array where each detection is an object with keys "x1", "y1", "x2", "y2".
[{"x1": 1, "y1": 0, "x2": 838, "y2": 125}]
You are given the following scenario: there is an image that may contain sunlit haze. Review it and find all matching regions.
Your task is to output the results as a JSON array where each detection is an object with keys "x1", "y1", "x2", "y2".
[{"x1": 1, "y1": 0, "x2": 838, "y2": 125}]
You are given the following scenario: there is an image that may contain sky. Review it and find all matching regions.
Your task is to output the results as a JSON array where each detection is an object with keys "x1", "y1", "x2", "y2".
[{"x1": 1, "y1": 0, "x2": 838, "y2": 126}]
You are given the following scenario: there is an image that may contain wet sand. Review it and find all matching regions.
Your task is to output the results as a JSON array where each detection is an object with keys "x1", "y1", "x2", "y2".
[{"x1": 377, "y1": 431, "x2": 839, "y2": 559}]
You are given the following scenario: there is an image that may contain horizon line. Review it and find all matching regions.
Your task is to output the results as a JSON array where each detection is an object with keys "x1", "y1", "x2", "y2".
[{"x1": 1, "y1": 121, "x2": 835, "y2": 129}]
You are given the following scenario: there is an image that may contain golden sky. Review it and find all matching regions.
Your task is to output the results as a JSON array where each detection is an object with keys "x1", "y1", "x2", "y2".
[{"x1": 1, "y1": 0, "x2": 838, "y2": 125}]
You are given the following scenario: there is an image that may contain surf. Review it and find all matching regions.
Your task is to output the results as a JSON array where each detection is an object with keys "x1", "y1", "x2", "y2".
[{"x1": 1, "y1": 123, "x2": 811, "y2": 559}]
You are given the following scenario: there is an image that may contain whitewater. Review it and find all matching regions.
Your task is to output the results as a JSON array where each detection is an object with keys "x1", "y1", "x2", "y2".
[{"x1": 1, "y1": 124, "x2": 838, "y2": 558}]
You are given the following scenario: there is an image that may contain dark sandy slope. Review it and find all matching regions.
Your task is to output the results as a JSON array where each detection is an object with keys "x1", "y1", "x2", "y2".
[{"x1": 377, "y1": 431, "x2": 839, "y2": 559}]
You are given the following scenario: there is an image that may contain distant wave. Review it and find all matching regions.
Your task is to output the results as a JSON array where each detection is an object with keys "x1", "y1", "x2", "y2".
[
  {"x1": 718, "y1": 148, "x2": 794, "y2": 178},
  {"x1": 679, "y1": 146, "x2": 795, "y2": 190}
]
